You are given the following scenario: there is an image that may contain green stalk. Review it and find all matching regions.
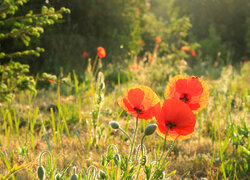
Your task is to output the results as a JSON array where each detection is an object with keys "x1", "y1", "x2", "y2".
[
  {"x1": 94, "y1": 58, "x2": 101, "y2": 78},
  {"x1": 92, "y1": 55, "x2": 98, "y2": 75},
  {"x1": 13, "y1": 109, "x2": 20, "y2": 137},
  {"x1": 159, "y1": 140, "x2": 176, "y2": 169},
  {"x1": 157, "y1": 126, "x2": 170, "y2": 164},
  {"x1": 135, "y1": 135, "x2": 146, "y2": 180},
  {"x1": 119, "y1": 127, "x2": 132, "y2": 144},
  {"x1": 4, "y1": 114, "x2": 10, "y2": 152},
  {"x1": 50, "y1": 108, "x2": 57, "y2": 142},
  {"x1": 76, "y1": 133, "x2": 85, "y2": 152},
  {"x1": 39, "y1": 150, "x2": 52, "y2": 166},
  {"x1": 128, "y1": 112, "x2": 140, "y2": 161},
  {"x1": 149, "y1": 127, "x2": 170, "y2": 180}
]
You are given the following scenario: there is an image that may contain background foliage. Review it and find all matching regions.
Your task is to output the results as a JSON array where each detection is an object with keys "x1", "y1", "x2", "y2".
[
  {"x1": 1, "y1": 0, "x2": 249, "y2": 74},
  {"x1": 174, "y1": 0, "x2": 250, "y2": 63}
]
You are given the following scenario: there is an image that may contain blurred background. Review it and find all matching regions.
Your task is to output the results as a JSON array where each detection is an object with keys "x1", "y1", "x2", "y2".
[{"x1": 1, "y1": 0, "x2": 250, "y2": 75}]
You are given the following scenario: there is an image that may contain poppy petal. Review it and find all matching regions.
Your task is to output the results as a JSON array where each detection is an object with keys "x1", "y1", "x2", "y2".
[
  {"x1": 118, "y1": 86, "x2": 160, "y2": 120},
  {"x1": 187, "y1": 78, "x2": 203, "y2": 96},
  {"x1": 175, "y1": 79, "x2": 188, "y2": 94},
  {"x1": 156, "y1": 99, "x2": 196, "y2": 140},
  {"x1": 165, "y1": 75, "x2": 209, "y2": 113},
  {"x1": 127, "y1": 88, "x2": 144, "y2": 108}
]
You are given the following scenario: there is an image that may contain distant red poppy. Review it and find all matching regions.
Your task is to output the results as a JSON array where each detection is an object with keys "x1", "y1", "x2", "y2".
[
  {"x1": 190, "y1": 50, "x2": 196, "y2": 56},
  {"x1": 165, "y1": 75, "x2": 209, "y2": 113},
  {"x1": 118, "y1": 86, "x2": 160, "y2": 120},
  {"x1": 97, "y1": 47, "x2": 106, "y2": 58},
  {"x1": 155, "y1": 37, "x2": 162, "y2": 43},
  {"x1": 156, "y1": 99, "x2": 196, "y2": 141},
  {"x1": 82, "y1": 51, "x2": 89, "y2": 57},
  {"x1": 148, "y1": 55, "x2": 153, "y2": 61},
  {"x1": 243, "y1": 60, "x2": 248, "y2": 64},
  {"x1": 181, "y1": 46, "x2": 189, "y2": 52},
  {"x1": 49, "y1": 79, "x2": 56, "y2": 84},
  {"x1": 129, "y1": 65, "x2": 140, "y2": 72}
]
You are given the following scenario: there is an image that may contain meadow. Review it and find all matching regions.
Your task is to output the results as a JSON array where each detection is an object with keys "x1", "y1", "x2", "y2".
[
  {"x1": 0, "y1": 54, "x2": 249, "y2": 179},
  {"x1": 0, "y1": 0, "x2": 249, "y2": 179}
]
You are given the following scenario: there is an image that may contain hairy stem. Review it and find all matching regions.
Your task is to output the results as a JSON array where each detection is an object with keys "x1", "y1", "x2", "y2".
[{"x1": 128, "y1": 111, "x2": 140, "y2": 161}]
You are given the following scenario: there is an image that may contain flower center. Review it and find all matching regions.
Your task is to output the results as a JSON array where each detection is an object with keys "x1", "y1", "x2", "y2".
[
  {"x1": 180, "y1": 93, "x2": 190, "y2": 103},
  {"x1": 134, "y1": 107, "x2": 142, "y2": 114},
  {"x1": 165, "y1": 122, "x2": 176, "y2": 129}
]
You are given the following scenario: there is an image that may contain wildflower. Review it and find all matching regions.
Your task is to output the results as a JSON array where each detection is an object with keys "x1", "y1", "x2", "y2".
[
  {"x1": 156, "y1": 99, "x2": 196, "y2": 140},
  {"x1": 164, "y1": 75, "x2": 209, "y2": 112},
  {"x1": 243, "y1": 60, "x2": 248, "y2": 64},
  {"x1": 181, "y1": 46, "x2": 189, "y2": 52},
  {"x1": 118, "y1": 86, "x2": 160, "y2": 120},
  {"x1": 190, "y1": 50, "x2": 196, "y2": 56},
  {"x1": 97, "y1": 47, "x2": 106, "y2": 58},
  {"x1": 148, "y1": 55, "x2": 153, "y2": 61},
  {"x1": 48, "y1": 79, "x2": 56, "y2": 84},
  {"x1": 129, "y1": 65, "x2": 140, "y2": 72},
  {"x1": 82, "y1": 51, "x2": 89, "y2": 57},
  {"x1": 155, "y1": 37, "x2": 162, "y2": 43}
]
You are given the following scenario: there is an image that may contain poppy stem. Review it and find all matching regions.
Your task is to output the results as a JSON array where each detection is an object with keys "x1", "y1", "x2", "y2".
[
  {"x1": 94, "y1": 58, "x2": 101, "y2": 78},
  {"x1": 92, "y1": 55, "x2": 98, "y2": 75},
  {"x1": 128, "y1": 111, "x2": 140, "y2": 161},
  {"x1": 135, "y1": 135, "x2": 146, "y2": 180},
  {"x1": 157, "y1": 126, "x2": 170, "y2": 165},
  {"x1": 118, "y1": 127, "x2": 132, "y2": 144},
  {"x1": 149, "y1": 127, "x2": 171, "y2": 180},
  {"x1": 159, "y1": 140, "x2": 176, "y2": 169}
]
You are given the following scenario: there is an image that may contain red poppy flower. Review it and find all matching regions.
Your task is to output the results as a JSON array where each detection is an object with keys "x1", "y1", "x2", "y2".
[
  {"x1": 148, "y1": 55, "x2": 153, "y2": 61},
  {"x1": 82, "y1": 51, "x2": 89, "y2": 57},
  {"x1": 243, "y1": 60, "x2": 248, "y2": 64},
  {"x1": 155, "y1": 37, "x2": 162, "y2": 43},
  {"x1": 181, "y1": 46, "x2": 189, "y2": 52},
  {"x1": 129, "y1": 65, "x2": 140, "y2": 72},
  {"x1": 156, "y1": 99, "x2": 196, "y2": 141},
  {"x1": 190, "y1": 50, "x2": 196, "y2": 56},
  {"x1": 165, "y1": 75, "x2": 209, "y2": 113},
  {"x1": 49, "y1": 79, "x2": 56, "y2": 84},
  {"x1": 118, "y1": 86, "x2": 160, "y2": 120},
  {"x1": 97, "y1": 47, "x2": 106, "y2": 58}
]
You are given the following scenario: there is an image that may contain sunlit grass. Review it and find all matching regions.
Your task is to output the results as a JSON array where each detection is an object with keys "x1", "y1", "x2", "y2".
[{"x1": 0, "y1": 61, "x2": 249, "y2": 179}]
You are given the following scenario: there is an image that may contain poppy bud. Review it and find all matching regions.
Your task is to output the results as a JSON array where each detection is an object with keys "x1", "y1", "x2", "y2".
[
  {"x1": 70, "y1": 174, "x2": 78, "y2": 180},
  {"x1": 99, "y1": 170, "x2": 107, "y2": 179},
  {"x1": 55, "y1": 173, "x2": 61, "y2": 180},
  {"x1": 114, "y1": 154, "x2": 121, "y2": 165},
  {"x1": 109, "y1": 121, "x2": 120, "y2": 129},
  {"x1": 144, "y1": 124, "x2": 157, "y2": 136},
  {"x1": 139, "y1": 155, "x2": 147, "y2": 166},
  {"x1": 37, "y1": 166, "x2": 45, "y2": 180},
  {"x1": 70, "y1": 167, "x2": 77, "y2": 180}
]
